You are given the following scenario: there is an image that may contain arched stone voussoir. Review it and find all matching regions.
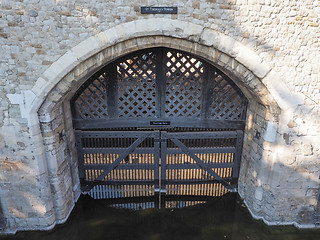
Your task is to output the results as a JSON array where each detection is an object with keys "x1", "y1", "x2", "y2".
[
  {"x1": 31, "y1": 18, "x2": 300, "y2": 119},
  {"x1": 69, "y1": 19, "x2": 204, "y2": 64},
  {"x1": 200, "y1": 28, "x2": 271, "y2": 79}
]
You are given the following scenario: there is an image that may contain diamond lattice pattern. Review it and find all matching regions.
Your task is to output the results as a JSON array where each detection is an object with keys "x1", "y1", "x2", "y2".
[
  {"x1": 165, "y1": 51, "x2": 204, "y2": 118},
  {"x1": 74, "y1": 76, "x2": 108, "y2": 119},
  {"x1": 117, "y1": 52, "x2": 157, "y2": 118},
  {"x1": 209, "y1": 73, "x2": 245, "y2": 120},
  {"x1": 73, "y1": 48, "x2": 247, "y2": 122}
]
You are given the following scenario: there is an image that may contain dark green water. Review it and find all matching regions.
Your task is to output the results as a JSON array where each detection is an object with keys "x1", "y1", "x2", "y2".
[{"x1": 1, "y1": 194, "x2": 320, "y2": 240}]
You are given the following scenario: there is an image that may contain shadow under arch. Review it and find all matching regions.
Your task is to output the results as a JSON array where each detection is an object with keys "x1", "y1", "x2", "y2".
[{"x1": 27, "y1": 19, "x2": 299, "y2": 230}]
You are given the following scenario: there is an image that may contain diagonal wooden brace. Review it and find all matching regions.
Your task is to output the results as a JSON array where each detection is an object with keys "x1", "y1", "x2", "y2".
[
  {"x1": 84, "y1": 133, "x2": 151, "y2": 191},
  {"x1": 169, "y1": 137, "x2": 235, "y2": 191}
]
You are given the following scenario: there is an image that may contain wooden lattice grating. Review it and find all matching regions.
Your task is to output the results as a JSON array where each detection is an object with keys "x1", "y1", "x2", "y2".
[
  {"x1": 165, "y1": 50, "x2": 204, "y2": 118},
  {"x1": 117, "y1": 52, "x2": 157, "y2": 118},
  {"x1": 209, "y1": 73, "x2": 245, "y2": 120},
  {"x1": 74, "y1": 76, "x2": 108, "y2": 119},
  {"x1": 72, "y1": 47, "x2": 247, "y2": 122}
]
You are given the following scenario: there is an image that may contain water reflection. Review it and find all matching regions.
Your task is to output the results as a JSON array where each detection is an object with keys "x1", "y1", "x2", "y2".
[
  {"x1": 92, "y1": 194, "x2": 209, "y2": 210},
  {"x1": 3, "y1": 193, "x2": 320, "y2": 240}
]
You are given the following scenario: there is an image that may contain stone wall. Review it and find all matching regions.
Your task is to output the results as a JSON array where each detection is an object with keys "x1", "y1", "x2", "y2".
[{"x1": 0, "y1": 0, "x2": 319, "y2": 233}]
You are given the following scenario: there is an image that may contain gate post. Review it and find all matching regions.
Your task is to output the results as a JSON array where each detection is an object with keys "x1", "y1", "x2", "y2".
[
  {"x1": 154, "y1": 130, "x2": 160, "y2": 193},
  {"x1": 232, "y1": 130, "x2": 244, "y2": 190},
  {"x1": 160, "y1": 131, "x2": 167, "y2": 195},
  {"x1": 75, "y1": 130, "x2": 86, "y2": 191}
]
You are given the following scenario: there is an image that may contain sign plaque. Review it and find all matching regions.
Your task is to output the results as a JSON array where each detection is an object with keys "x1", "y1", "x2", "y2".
[
  {"x1": 150, "y1": 121, "x2": 171, "y2": 126},
  {"x1": 141, "y1": 7, "x2": 178, "y2": 14}
]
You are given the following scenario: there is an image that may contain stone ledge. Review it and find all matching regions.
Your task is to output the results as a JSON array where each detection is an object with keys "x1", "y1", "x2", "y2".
[{"x1": 239, "y1": 191, "x2": 319, "y2": 229}]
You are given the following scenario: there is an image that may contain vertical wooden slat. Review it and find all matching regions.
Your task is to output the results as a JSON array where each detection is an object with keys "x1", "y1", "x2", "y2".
[
  {"x1": 160, "y1": 131, "x2": 167, "y2": 193},
  {"x1": 154, "y1": 131, "x2": 160, "y2": 192}
]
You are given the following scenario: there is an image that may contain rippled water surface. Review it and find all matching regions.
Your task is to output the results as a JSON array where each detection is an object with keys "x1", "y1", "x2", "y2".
[{"x1": 1, "y1": 194, "x2": 320, "y2": 240}]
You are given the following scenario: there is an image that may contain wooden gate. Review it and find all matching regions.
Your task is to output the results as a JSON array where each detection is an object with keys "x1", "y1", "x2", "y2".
[
  {"x1": 163, "y1": 130, "x2": 243, "y2": 194},
  {"x1": 76, "y1": 129, "x2": 243, "y2": 199},
  {"x1": 72, "y1": 47, "x2": 248, "y2": 200},
  {"x1": 76, "y1": 130, "x2": 160, "y2": 198}
]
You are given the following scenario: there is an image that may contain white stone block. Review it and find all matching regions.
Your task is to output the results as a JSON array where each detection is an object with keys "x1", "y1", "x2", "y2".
[
  {"x1": 32, "y1": 77, "x2": 49, "y2": 93},
  {"x1": 103, "y1": 27, "x2": 120, "y2": 45},
  {"x1": 200, "y1": 28, "x2": 218, "y2": 46},
  {"x1": 7, "y1": 93, "x2": 23, "y2": 105},
  {"x1": 263, "y1": 121, "x2": 278, "y2": 142},
  {"x1": 113, "y1": 22, "x2": 132, "y2": 40},
  {"x1": 255, "y1": 187, "x2": 264, "y2": 201},
  {"x1": 7, "y1": 90, "x2": 36, "y2": 121},
  {"x1": 71, "y1": 37, "x2": 103, "y2": 62},
  {"x1": 183, "y1": 22, "x2": 203, "y2": 39},
  {"x1": 262, "y1": 71, "x2": 305, "y2": 111},
  {"x1": 216, "y1": 34, "x2": 237, "y2": 56},
  {"x1": 235, "y1": 46, "x2": 271, "y2": 78},
  {"x1": 125, "y1": 20, "x2": 145, "y2": 37},
  {"x1": 134, "y1": 19, "x2": 151, "y2": 36},
  {"x1": 51, "y1": 51, "x2": 79, "y2": 75}
]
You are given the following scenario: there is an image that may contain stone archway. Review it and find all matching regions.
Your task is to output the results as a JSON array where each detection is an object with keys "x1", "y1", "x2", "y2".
[
  {"x1": 26, "y1": 19, "x2": 302, "y2": 230},
  {"x1": 71, "y1": 46, "x2": 249, "y2": 200}
]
